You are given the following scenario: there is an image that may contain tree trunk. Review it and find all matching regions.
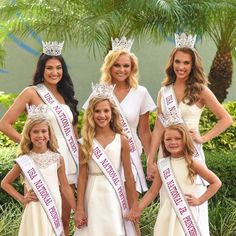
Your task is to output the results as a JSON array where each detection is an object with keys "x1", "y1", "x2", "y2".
[{"x1": 208, "y1": 50, "x2": 233, "y2": 103}]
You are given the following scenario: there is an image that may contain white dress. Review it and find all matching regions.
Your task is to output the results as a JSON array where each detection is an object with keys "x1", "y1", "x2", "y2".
[
  {"x1": 18, "y1": 150, "x2": 62, "y2": 236},
  {"x1": 154, "y1": 157, "x2": 199, "y2": 236},
  {"x1": 118, "y1": 85, "x2": 156, "y2": 192},
  {"x1": 34, "y1": 103, "x2": 77, "y2": 184},
  {"x1": 74, "y1": 134, "x2": 126, "y2": 236},
  {"x1": 160, "y1": 85, "x2": 210, "y2": 236},
  {"x1": 83, "y1": 85, "x2": 156, "y2": 193}
]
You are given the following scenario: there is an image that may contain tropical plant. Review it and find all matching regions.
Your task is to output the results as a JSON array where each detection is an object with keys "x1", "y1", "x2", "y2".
[
  {"x1": 0, "y1": 0, "x2": 184, "y2": 58},
  {"x1": 205, "y1": 0, "x2": 236, "y2": 102}
]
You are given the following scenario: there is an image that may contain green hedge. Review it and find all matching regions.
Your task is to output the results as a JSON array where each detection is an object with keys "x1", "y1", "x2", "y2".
[{"x1": 0, "y1": 147, "x2": 23, "y2": 206}]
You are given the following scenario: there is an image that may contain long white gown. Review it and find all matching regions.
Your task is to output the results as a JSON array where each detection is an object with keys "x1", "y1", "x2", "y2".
[
  {"x1": 154, "y1": 157, "x2": 199, "y2": 236},
  {"x1": 160, "y1": 85, "x2": 210, "y2": 236},
  {"x1": 74, "y1": 134, "x2": 126, "y2": 236},
  {"x1": 18, "y1": 150, "x2": 62, "y2": 236}
]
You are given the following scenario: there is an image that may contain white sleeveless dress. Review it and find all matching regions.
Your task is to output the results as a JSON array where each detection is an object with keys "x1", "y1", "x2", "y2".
[
  {"x1": 18, "y1": 150, "x2": 62, "y2": 236},
  {"x1": 83, "y1": 85, "x2": 156, "y2": 193},
  {"x1": 33, "y1": 103, "x2": 77, "y2": 184},
  {"x1": 160, "y1": 86, "x2": 210, "y2": 236},
  {"x1": 74, "y1": 134, "x2": 126, "y2": 236},
  {"x1": 154, "y1": 157, "x2": 199, "y2": 236}
]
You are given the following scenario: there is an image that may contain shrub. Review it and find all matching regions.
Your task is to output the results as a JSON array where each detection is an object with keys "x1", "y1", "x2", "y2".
[
  {"x1": 0, "y1": 202, "x2": 22, "y2": 236},
  {"x1": 205, "y1": 150, "x2": 236, "y2": 201},
  {"x1": 0, "y1": 147, "x2": 23, "y2": 206}
]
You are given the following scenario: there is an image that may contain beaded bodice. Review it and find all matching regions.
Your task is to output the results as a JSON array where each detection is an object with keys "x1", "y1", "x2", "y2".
[{"x1": 29, "y1": 150, "x2": 61, "y2": 169}]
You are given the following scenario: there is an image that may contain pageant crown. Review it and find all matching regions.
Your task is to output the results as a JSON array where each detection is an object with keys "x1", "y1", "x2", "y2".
[
  {"x1": 158, "y1": 111, "x2": 184, "y2": 128},
  {"x1": 42, "y1": 41, "x2": 64, "y2": 56},
  {"x1": 91, "y1": 83, "x2": 115, "y2": 100},
  {"x1": 175, "y1": 33, "x2": 196, "y2": 49},
  {"x1": 26, "y1": 104, "x2": 50, "y2": 120},
  {"x1": 111, "y1": 36, "x2": 134, "y2": 52}
]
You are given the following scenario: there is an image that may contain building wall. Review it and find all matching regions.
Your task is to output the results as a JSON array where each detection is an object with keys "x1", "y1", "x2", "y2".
[{"x1": 0, "y1": 36, "x2": 235, "y2": 117}]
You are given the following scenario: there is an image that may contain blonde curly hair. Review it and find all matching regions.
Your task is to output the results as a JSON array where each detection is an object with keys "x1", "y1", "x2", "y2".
[
  {"x1": 81, "y1": 97, "x2": 124, "y2": 163},
  {"x1": 161, "y1": 124, "x2": 196, "y2": 183},
  {"x1": 19, "y1": 116, "x2": 59, "y2": 155},
  {"x1": 100, "y1": 49, "x2": 139, "y2": 88},
  {"x1": 163, "y1": 47, "x2": 208, "y2": 105}
]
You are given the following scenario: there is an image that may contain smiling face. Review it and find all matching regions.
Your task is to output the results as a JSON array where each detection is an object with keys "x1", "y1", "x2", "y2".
[
  {"x1": 93, "y1": 100, "x2": 112, "y2": 129},
  {"x1": 164, "y1": 129, "x2": 184, "y2": 158},
  {"x1": 30, "y1": 121, "x2": 49, "y2": 152},
  {"x1": 43, "y1": 58, "x2": 63, "y2": 86},
  {"x1": 173, "y1": 51, "x2": 192, "y2": 81},
  {"x1": 110, "y1": 53, "x2": 132, "y2": 83}
]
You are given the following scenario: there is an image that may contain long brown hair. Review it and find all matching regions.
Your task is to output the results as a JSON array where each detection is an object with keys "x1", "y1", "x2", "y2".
[{"x1": 163, "y1": 47, "x2": 208, "y2": 105}]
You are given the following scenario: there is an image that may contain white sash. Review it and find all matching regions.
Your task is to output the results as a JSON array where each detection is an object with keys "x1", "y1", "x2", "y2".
[
  {"x1": 16, "y1": 155, "x2": 64, "y2": 236},
  {"x1": 35, "y1": 84, "x2": 78, "y2": 167},
  {"x1": 158, "y1": 157, "x2": 202, "y2": 236},
  {"x1": 92, "y1": 139, "x2": 136, "y2": 236},
  {"x1": 161, "y1": 85, "x2": 203, "y2": 162},
  {"x1": 111, "y1": 94, "x2": 147, "y2": 192}
]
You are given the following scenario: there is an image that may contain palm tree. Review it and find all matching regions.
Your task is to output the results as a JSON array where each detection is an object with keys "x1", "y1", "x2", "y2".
[
  {"x1": 206, "y1": 1, "x2": 236, "y2": 102},
  {"x1": 0, "y1": 0, "x2": 185, "y2": 57}
]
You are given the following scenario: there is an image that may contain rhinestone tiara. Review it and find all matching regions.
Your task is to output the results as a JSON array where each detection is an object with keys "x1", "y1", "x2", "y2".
[
  {"x1": 26, "y1": 104, "x2": 49, "y2": 120},
  {"x1": 90, "y1": 83, "x2": 115, "y2": 100},
  {"x1": 158, "y1": 111, "x2": 184, "y2": 128},
  {"x1": 175, "y1": 33, "x2": 196, "y2": 49},
  {"x1": 111, "y1": 36, "x2": 134, "y2": 52},
  {"x1": 42, "y1": 41, "x2": 64, "y2": 56}
]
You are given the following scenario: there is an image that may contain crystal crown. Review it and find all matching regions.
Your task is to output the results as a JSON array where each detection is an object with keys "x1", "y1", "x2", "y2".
[
  {"x1": 111, "y1": 36, "x2": 134, "y2": 52},
  {"x1": 158, "y1": 111, "x2": 184, "y2": 128},
  {"x1": 42, "y1": 41, "x2": 64, "y2": 56},
  {"x1": 175, "y1": 33, "x2": 196, "y2": 49},
  {"x1": 26, "y1": 104, "x2": 49, "y2": 120},
  {"x1": 91, "y1": 83, "x2": 115, "y2": 100}
]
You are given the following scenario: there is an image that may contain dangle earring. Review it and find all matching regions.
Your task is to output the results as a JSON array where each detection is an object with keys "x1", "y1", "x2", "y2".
[{"x1": 41, "y1": 77, "x2": 44, "y2": 82}]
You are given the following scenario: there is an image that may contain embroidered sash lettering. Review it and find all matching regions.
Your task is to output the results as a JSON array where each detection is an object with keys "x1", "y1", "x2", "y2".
[
  {"x1": 35, "y1": 84, "x2": 78, "y2": 167},
  {"x1": 16, "y1": 155, "x2": 63, "y2": 236},
  {"x1": 158, "y1": 157, "x2": 202, "y2": 236}
]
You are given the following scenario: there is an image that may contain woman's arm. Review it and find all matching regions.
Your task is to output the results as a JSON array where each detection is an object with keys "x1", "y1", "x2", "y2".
[
  {"x1": 0, "y1": 87, "x2": 34, "y2": 143},
  {"x1": 139, "y1": 168, "x2": 162, "y2": 211},
  {"x1": 1, "y1": 164, "x2": 37, "y2": 204},
  {"x1": 146, "y1": 92, "x2": 165, "y2": 179},
  {"x1": 74, "y1": 148, "x2": 88, "y2": 228},
  {"x1": 138, "y1": 112, "x2": 152, "y2": 155},
  {"x1": 185, "y1": 160, "x2": 222, "y2": 206},
  {"x1": 193, "y1": 86, "x2": 233, "y2": 144},
  {"x1": 57, "y1": 157, "x2": 76, "y2": 211},
  {"x1": 121, "y1": 135, "x2": 138, "y2": 211}
]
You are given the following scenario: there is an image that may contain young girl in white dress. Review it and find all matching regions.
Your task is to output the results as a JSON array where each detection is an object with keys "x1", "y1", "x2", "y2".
[
  {"x1": 1, "y1": 114, "x2": 76, "y2": 236},
  {"x1": 74, "y1": 87, "x2": 139, "y2": 236},
  {"x1": 136, "y1": 124, "x2": 221, "y2": 236}
]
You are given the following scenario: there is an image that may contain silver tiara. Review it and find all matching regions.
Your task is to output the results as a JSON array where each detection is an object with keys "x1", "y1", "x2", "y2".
[
  {"x1": 91, "y1": 83, "x2": 115, "y2": 100},
  {"x1": 42, "y1": 41, "x2": 64, "y2": 56},
  {"x1": 158, "y1": 111, "x2": 184, "y2": 128},
  {"x1": 175, "y1": 33, "x2": 196, "y2": 49},
  {"x1": 111, "y1": 36, "x2": 134, "y2": 52},
  {"x1": 26, "y1": 104, "x2": 49, "y2": 120}
]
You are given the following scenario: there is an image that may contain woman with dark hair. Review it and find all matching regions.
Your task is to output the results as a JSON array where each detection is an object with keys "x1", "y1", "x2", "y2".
[{"x1": 0, "y1": 41, "x2": 79, "y2": 236}]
